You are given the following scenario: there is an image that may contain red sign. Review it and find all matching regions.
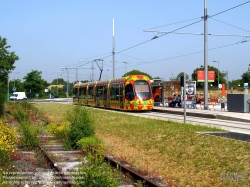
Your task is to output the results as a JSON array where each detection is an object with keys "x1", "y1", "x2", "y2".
[
  {"x1": 197, "y1": 71, "x2": 215, "y2": 82},
  {"x1": 208, "y1": 71, "x2": 215, "y2": 82},
  {"x1": 197, "y1": 71, "x2": 204, "y2": 82}
]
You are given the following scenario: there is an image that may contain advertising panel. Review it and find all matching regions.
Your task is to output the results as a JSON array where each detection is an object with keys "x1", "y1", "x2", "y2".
[
  {"x1": 180, "y1": 82, "x2": 196, "y2": 103},
  {"x1": 197, "y1": 70, "x2": 215, "y2": 82},
  {"x1": 208, "y1": 71, "x2": 215, "y2": 82},
  {"x1": 152, "y1": 86, "x2": 162, "y2": 102},
  {"x1": 197, "y1": 71, "x2": 205, "y2": 82}
]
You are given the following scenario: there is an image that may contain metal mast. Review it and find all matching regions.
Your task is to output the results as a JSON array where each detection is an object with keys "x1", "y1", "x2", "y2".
[
  {"x1": 204, "y1": 0, "x2": 208, "y2": 110},
  {"x1": 112, "y1": 18, "x2": 115, "y2": 78}
]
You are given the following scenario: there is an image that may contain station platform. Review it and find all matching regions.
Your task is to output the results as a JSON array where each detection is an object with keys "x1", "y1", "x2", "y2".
[{"x1": 153, "y1": 104, "x2": 250, "y2": 123}]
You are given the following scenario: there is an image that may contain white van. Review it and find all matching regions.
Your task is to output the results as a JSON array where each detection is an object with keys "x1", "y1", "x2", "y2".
[{"x1": 10, "y1": 92, "x2": 27, "y2": 101}]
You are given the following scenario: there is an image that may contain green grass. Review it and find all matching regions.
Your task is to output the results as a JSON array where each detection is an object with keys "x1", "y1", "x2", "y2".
[{"x1": 34, "y1": 103, "x2": 250, "y2": 186}]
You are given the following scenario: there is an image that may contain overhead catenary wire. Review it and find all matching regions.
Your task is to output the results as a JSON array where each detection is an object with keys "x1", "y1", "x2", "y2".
[
  {"x1": 44, "y1": 1, "x2": 250, "y2": 82},
  {"x1": 209, "y1": 0, "x2": 250, "y2": 18},
  {"x1": 113, "y1": 39, "x2": 249, "y2": 71},
  {"x1": 146, "y1": 17, "x2": 202, "y2": 30},
  {"x1": 210, "y1": 18, "x2": 250, "y2": 33},
  {"x1": 61, "y1": 1, "x2": 250, "y2": 73},
  {"x1": 91, "y1": 1, "x2": 250, "y2": 62}
]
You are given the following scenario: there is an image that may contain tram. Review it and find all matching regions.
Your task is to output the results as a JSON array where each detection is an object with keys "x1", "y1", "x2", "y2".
[{"x1": 73, "y1": 75, "x2": 154, "y2": 111}]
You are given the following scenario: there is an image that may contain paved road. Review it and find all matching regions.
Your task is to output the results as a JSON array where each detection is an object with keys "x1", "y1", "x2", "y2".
[{"x1": 28, "y1": 98, "x2": 73, "y2": 103}]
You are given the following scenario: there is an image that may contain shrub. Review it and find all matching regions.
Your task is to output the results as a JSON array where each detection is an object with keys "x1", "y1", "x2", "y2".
[
  {"x1": 0, "y1": 120, "x2": 18, "y2": 167},
  {"x1": 71, "y1": 153, "x2": 122, "y2": 187},
  {"x1": 66, "y1": 106, "x2": 95, "y2": 149},
  {"x1": 46, "y1": 122, "x2": 58, "y2": 135},
  {"x1": 18, "y1": 122, "x2": 39, "y2": 150},
  {"x1": 54, "y1": 123, "x2": 71, "y2": 150},
  {"x1": 77, "y1": 136, "x2": 104, "y2": 153}
]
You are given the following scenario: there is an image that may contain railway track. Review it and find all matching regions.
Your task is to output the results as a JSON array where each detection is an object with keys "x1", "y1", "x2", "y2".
[
  {"x1": 6, "y1": 134, "x2": 169, "y2": 187},
  {"x1": 39, "y1": 135, "x2": 169, "y2": 187},
  {"x1": 11, "y1": 103, "x2": 249, "y2": 186}
]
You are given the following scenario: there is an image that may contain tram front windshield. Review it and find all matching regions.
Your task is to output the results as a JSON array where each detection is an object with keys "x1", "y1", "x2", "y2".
[{"x1": 134, "y1": 80, "x2": 151, "y2": 100}]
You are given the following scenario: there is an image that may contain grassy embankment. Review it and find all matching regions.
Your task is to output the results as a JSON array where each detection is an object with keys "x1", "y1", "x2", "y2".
[{"x1": 34, "y1": 103, "x2": 250, "y2": 187}]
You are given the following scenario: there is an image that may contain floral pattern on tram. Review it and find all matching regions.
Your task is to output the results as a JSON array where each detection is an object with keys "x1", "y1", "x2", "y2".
[
  {"x1": 124, "y1": 75, "x2": 154, "y2": 110},
  {"x1": 125, "y1": 100, "x2": 153, "y2": 110}
]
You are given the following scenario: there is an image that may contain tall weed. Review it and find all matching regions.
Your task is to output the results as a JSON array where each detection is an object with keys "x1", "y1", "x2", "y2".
[
  {"x1": 72, "y1": 153, "x2": 122, "y2": 187},
  {"x1": 66, "y1": 106, "x2": 95, "y2": 149},
  {"x1": 13, "y1": 109, "x2": 30, "y2": 124},
  {"x1": 14, "y1": 110, "x2": 39, "y2": 150}
]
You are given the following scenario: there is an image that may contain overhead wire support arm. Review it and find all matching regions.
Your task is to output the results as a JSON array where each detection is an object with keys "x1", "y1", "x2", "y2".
[{"x1": 143, "y1": 30, "x2": 250, "y2": 37}]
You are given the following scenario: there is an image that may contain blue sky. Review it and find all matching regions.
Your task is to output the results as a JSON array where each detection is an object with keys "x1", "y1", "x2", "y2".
[{"x1": 2, "y1": 0, "x2": 250, "y2": 83}]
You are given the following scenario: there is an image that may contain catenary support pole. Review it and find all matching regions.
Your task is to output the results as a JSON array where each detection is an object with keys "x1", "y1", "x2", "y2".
[
  {"x1": 184, "y1": 73, "x2": 186, "y2": 124},
  {"x1": 112, "y1": 18, "x2": 115, "y2": 78},
  {"x1": 204, "y1": 0, "x2": 208, "y2": 110}
]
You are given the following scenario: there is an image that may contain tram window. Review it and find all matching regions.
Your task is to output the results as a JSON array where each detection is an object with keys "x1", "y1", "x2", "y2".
[
  {"x1": 96, "y1": 86, "x2": 104, "y2": 99},
  {"x1": 80, "y1": 87, "x2": 87, "y2": 99},
  {"x1": 88, "y1": 87, "x2": 94, "y2": 99},
  {"x1": 111, "y1": 84, "x2": 119, "y2": 100},
  {"x1": 119, "y1": 84, "x2": 123, "y2": 99},
  {"x1": 103, "y1": 85, "x2": 108, "y2": 100},
  {"x1": 134, "y1": 80, "x2": 151, "y2": 100},
  {"x1": 73, "y1": 88, "x2": 78, "y2": 98},
  {"x1": 125, "y1": 84, "x2": 134, "y2": 100}
]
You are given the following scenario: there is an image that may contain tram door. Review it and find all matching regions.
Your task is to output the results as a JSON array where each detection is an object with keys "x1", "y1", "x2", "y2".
[
  {"x1": 96, "y1": 84, "x2": 108, "y2": 107},
  {"x1": 110, "y1": 83, "x2": 124, "y2": 109},
  {"x1": 79, "y1": 87, "x2": 87, "y2": 105},
  {"x1": 103, "y1": 85, "x2": 108, "y2": 108},
  {"x1": 96, "y1": 85, "x2": 102, "y2": 107},
  {"x1": 87, "y1": 86, "x2": 95, "y2": 106},
  {"x1": 119, "y1": 84, "x2": 124, "y2": 109}
]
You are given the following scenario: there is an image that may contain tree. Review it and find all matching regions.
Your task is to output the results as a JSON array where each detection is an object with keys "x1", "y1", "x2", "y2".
[
  {"x1": 230, "y1": 79, "x2": 244, "y2": 91},
  {"x1": 152, "y1": 76, "x2": 162, "y2": 80},
  {"x1": 9, "y1": 79, "x2": 24, "y2": 93},
  {"x1": 241, "y1": 64, "x2": 250, "y2": 84},
  {"x1": 176, "y1": 72, "x2": 189, "y2": 81},
  {"x1": 0, "y1": 37, "x2": 19, "y2": 115},
  {"x1": 23, "y1": 70, "x2": 49, "y2": 98},
  {"x1": 123, "y1": 69, "x2": 153, "y2": 79},
  {"x1": 51, "y1": 78, "x2": 66, "y2": 85},
  {"x1": 169, "y1": 73, "x2": 177, "y2": 81}
]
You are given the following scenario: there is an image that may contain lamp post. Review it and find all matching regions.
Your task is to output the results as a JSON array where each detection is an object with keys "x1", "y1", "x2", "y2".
[
  {"x1": 123, "y1": 62, "x2": 128, "y2": 74},
  {"x1": 213, "y1": 60, "x2": 219, "y2": 98}
]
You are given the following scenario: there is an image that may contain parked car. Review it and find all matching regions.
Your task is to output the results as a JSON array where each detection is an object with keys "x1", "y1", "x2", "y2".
[{"x1": 51, "y1": 94, "x2": 59, "y2": 99}]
